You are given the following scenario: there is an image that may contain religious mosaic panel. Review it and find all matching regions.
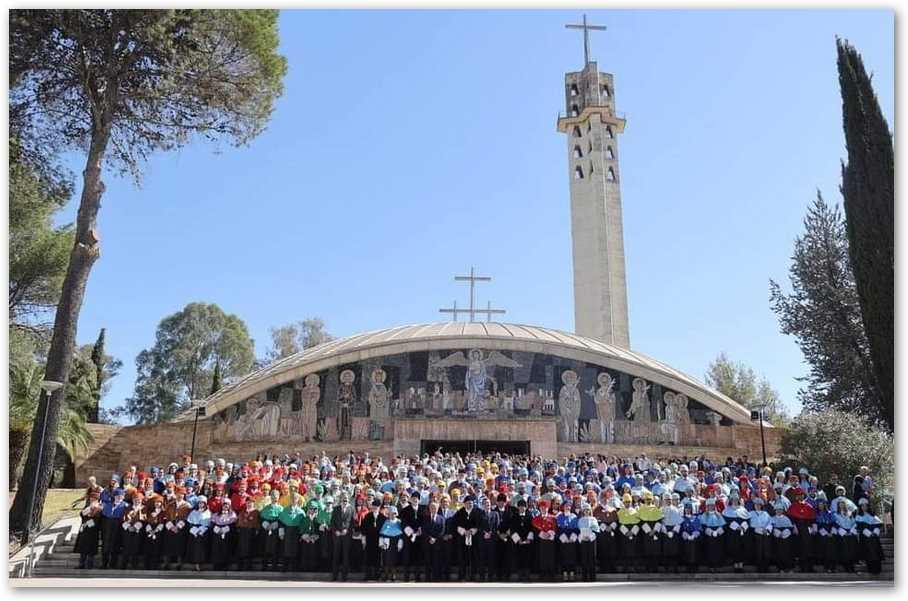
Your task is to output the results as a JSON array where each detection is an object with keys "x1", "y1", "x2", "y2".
[{"x1": 208, "y1": 348, "x2": 726, "y2": 444}]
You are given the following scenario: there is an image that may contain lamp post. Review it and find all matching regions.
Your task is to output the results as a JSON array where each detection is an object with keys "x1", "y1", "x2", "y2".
[
  {"x1": 750, "y1": 405, "x2": 768, "y2": 468},
  {"x1": 22, "y1": 380, "x2": 64, "y2": 561},
  {"x1": 189, "y1": 400, "x2": 206, "y2": 463}
]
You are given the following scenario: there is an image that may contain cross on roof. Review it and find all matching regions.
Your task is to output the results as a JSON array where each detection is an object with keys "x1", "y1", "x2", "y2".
[
  {"x1": 565, "y1": 14, "x2": 607, "y2": 66},
  {"x1": 438, "y1": 266, "x2": 507, "y2": 323}
]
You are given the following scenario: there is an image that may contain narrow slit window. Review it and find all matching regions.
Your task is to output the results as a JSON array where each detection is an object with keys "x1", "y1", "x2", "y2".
[
  {"x1": 589, "y1": 161, "x2": 595, "y2": 174},
  {"x1": 570, "y1": 84, "x2": 579, "y2": 96},
  {"x1": 606, "y1": 146, "x2": 615, "y2": 160},
  {"x1": 587, "y1": 121, "x2": 592, "y2": 132},
  {"x1": 606, "y1": 126, "x2": 614, "y2": 139},
  {"x1": 573, "y1": 145, "x2": 583, "y2": 159},
  {"x1": 607, "y1": 167, "x2": 616, "y2": 182},
  {"x1": 572, "y1": 126, "x2": 582, "y2": 138},
  {"x1": 571, "y1": 104, "x2": 580, "y2": 117},
  {"x1": 601, "y1": 85, "x2": 611, "y2": 97},
  {"x1": 574, "y1": 165, "x2": 584, "y2": 179},
  {"x1": 588, "y1": 141, "x2": 593, "y2": 154}
]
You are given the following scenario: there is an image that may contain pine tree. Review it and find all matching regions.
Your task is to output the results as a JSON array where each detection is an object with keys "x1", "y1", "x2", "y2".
[{"x1": 836, "y1": 38, "x2": 894, "y2": 431}]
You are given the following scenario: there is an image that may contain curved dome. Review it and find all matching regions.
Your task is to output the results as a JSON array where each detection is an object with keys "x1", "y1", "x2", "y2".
[{"x1": 177, "y1": 322, "x2": 751, "y2": 424}]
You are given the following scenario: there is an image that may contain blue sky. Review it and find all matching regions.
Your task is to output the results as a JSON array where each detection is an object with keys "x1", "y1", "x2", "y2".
[{"x1": 55, "y1": 9, "x2": 894, "y2": 421}]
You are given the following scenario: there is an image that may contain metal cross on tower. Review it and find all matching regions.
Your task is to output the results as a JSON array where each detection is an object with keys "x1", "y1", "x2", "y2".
[
  {"x1": 565, "y1": 14, "x2": 607, "y2": 66},
  {"x1": 438, "y1": 266, "x2": 506, "y2": 322}
]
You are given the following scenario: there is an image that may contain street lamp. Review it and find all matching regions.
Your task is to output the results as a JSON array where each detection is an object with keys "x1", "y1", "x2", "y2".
[
  {"x1": 749, "y1": 405, "x2": 768, "y2": 469},
  {"x1": 22, "y1": 380, "x2": 64, "y2": 557},
  {"x1": 189, "y1": 399, "x2": 206, "y2": 463}
]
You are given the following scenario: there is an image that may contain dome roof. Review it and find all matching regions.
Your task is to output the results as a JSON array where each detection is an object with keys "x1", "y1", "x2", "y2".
[{"x1": 177, "y1": 322, "x2": 752, "y2": 423}]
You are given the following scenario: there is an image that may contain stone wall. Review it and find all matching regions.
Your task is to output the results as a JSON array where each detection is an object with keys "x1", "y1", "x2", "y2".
[{"x1": 73, "y1": 421, "x2": 783, "y2": 487}]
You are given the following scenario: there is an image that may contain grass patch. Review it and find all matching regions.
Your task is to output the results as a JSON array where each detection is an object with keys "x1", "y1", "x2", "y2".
[{"x1": 8, "y1": 488, "x2": 83, "y2": 555}]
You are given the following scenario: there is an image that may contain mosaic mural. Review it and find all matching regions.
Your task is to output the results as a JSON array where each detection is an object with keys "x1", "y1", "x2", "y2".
[{"x1": 209, "y1": 348, "x2": 730, "y2": 444}]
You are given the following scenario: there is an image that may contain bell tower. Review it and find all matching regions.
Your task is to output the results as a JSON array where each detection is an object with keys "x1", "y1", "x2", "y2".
[{"x1": 557, "y1": 16, "x2": 630, "y2": 348}]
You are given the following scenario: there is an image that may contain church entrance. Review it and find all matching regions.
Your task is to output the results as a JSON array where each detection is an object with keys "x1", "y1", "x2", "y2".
[{"x1": 420, "y1": 439, "x2": 530, "y2": 456}]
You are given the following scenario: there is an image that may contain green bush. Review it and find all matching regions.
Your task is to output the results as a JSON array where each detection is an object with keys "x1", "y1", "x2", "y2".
[{"x1": 780, "y1": 409, "x2": 893, "y2": 508}]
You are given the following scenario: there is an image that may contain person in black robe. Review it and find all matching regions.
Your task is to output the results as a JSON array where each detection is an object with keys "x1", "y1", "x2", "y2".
[
  {"x1": 856, "y1": 499, "x2": 885, "y2": 575},
  {"x1": 162, "y1": 488, "x2": 192, "y2": 571},
  {"x1": 453, "y1": 494, "x2": 482, "y2": 581},
  {"x1": 236, "y1": 498, "x2": 260, "y2": 571},
  {"x1": 186, "y1": 497, "x2": 212, "y2": 571},
  {"x1": 507, "y1": 500, "x2": 535, "y2": 582},
  {"x1": 359, "y1": 499, "x2": 385, "y2": 581},
  {"x1": 771, "y1": 502, "x2": 796, "y2": 573},
  {"x1": 120, "y1": 494, "x2": 146, "y2": 569},
  {"x1": 330, "y1": 493, "x2": 356, "y2": 581},
  {"x1": 143, "y1": 495, "x2": 167, "y2": 570},
  {"x1": 300, "y1": 504, "x2": 322, "y2": 572},
  {"x1": 748, "y1": 497, "x2": 773, "y2": 573},
  {"x1": 209, "y1": 503, "x2": 237, "y2": 570},
  {"x1": 492, "y1": 492, "x2": 513, "y2": 581},
  {"x1": 679, "y1": 501, "x2": 701, "y2": 573},
  {"x1": 787, "y1": 487, "x2": 817, "y2": 572},
  {"x1": 398, "y1": 492, "x2": 421, "y2": 582},
  {"x1": 477, "y1": 496, "x2": 500, "y2": 581},
  {"x1": 75, "y1": 492, "x2": 103, "y2": 569}
]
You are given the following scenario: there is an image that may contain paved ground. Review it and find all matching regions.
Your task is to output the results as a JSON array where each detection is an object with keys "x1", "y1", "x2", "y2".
[{"x1": 11, "y1": 578, "x2": 894, "y2": 588}]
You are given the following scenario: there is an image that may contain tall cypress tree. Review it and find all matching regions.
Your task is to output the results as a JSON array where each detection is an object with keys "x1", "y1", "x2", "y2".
[
  {"x1": 836, "y1": 38, "x2": 894, "y2": 431},
  {"x1": 89, "y1": 328, "x2": 106, "y2": 423},
  {"x1": 210, "y1": 359, "x2": 222, "y2": 396}
]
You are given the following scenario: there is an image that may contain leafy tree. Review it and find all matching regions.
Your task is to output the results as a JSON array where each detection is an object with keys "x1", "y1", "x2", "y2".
[
  {"x1": 9, "y1": 9, "x2": 286, "y2": 535},
  {"x1": 780, "y1": 409, "x2": 893, "y2": 508},
  {"x1": 125, "y1": 302, "x2": 255, "y2": 423},
  {"x1": 769, "y1": 193, "x2": 882, "y2": 423},
  {"x1": 265, "y1": 318, "x2": 334, "y2": 363},
  {"x1": 8, "y1": 139, "x2": 73, "y2": 335},
  {"x1": 8, "y1": 331, "x2": 105, "y2": 490},
  {"x1": 836, "y1": 39, "x2": 894, "y2": 432},
  {"x1": 704, "y1": 353, "x2": 789, "y2": 426}
]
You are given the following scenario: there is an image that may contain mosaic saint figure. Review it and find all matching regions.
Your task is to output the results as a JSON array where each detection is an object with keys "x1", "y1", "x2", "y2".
[
  {"x1": 558, "y1": 370, "x2": 582, "y2": 442},
  {"x1": 434, "y1": 349, "x2": 521, "y2": 412},
  {"x1": 337, "y1": 370, "x2": 356, "y2": 441},
  {"x1": 626, "y1": 378, "x2": 651, "y2": 422},
  {"x1": 367, "y1": 368, "x2": 389, "y2": 418},
  {"x1": 661, "y1": 391, "x2": 679, "y2": 445},
  {"x1": 301, "y1": 374, "x2": 321, "y2": 441},
  {"x1": 592, "y1": 372, "x2": 617, "y2": 443}
]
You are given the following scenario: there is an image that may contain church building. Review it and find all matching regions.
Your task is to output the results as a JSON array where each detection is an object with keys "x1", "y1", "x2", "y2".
[{"x1": 75, "y1": 18, "x2": 780, "y2": 479}]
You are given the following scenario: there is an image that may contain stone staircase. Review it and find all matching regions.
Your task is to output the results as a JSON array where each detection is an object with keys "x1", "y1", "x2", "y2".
[{"x1": 29, "y1": 533, "x2": 893, "y2": 583}]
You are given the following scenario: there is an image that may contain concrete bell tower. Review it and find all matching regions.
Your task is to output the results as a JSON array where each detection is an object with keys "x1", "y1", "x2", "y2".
[{"x1": 557, "y1": 16, "x2": 630, "y2": 348}]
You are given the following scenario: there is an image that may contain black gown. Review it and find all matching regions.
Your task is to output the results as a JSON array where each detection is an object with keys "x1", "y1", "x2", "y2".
[
  {"x1": 857, "y1": 518, "x2": 884, "y2": 574},
  {"x1": 660, "y1": 521, "x2": 682, "y2": 569},
  {"x1": 834, "y1": 521, "x2": 858, "y2": 571},
  {"x1": 723, "y1": 514, "x2": 750, "y2": 566},
  {"x1": 360, "y1": 510, "x2": 385, "y2": 578},
  {"x1": 209, "y1": 519, "x2": 235, "y2": 567},
  {"x1": 74, "y1": 508, "x2": 103, "y2": 565},
  {"x1": 187, "y1": 517, "x2": 211, "y2": 565},
  {"x1": 771, "y1": 520, "x2": 795, "y2": 571},
  {"x1": 639, "y1": 517, "x2": 662, "y2": 570},
  {"x1": 701, "y1": 514, "x2": 726, "y2": 569}
]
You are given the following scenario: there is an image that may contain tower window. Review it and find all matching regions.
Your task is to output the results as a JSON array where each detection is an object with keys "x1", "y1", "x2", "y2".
[
  {"x1": 570, "y1": 84, "x2": 579, "y2": 96},
  {"x1": 606, "y1": 146, "x2": 615, "y2": 160},
  {"x1": 573, "y1": 145, "x2": 583, "y2": 159},
  {"x1": 589, "y1": 161, "x2": 595, "y2": 174},
  {"x1": 586, "y1": 121, "x2": 592, "y2": 132},
  {"x1": 574, "y1": 166, "x2": 584, "y2": 179},
  {"x1": 588, "y1": 141, "x2": 593, "y2": 154},
  {"x1": 607, "y1": 167, "x2": 616, "y2": 182},
  {"x1": 606, "y1": 126, "x2": 614, "y2": 139},
  {"x1": 570, "y1": 104, "x2": 580, "y2": 117},
  {"x1": 601, "y1": 85, "x2": 611, "y2": 98},
  {"x1": 572, "y1": 126, "x2": 582, "y2": 138}
]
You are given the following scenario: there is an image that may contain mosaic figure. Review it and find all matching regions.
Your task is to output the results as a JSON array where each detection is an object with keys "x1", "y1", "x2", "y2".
[
  {"x1": 661, "y1": 391, "x2": 679, "y2": 445},
  {"x1": 434, "y1": 349, "x2": 521, "y2": 412},
  {"x1": 626, "y1": 378, "x2": 651, "y2": 422},
  {"x1": 337, "y1": 369, "x2": 356, "y2": 441},
  {"x1": 558, "y1": 370, "x2": 581, "y2": 442},
  {"x1": 591, "y1": 372, "x2": 617, "y2": 443},
  {"x1": 300, "y1": 374, "x2": 321, "y2": 442},
  {"x1": 238, "y1": 397, "x2": 281, "y2": 440}
]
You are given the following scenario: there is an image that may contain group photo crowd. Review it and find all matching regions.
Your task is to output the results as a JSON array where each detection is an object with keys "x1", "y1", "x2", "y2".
[{"x1": 72, "y1": 451, "x2": 887, "y2": 582}]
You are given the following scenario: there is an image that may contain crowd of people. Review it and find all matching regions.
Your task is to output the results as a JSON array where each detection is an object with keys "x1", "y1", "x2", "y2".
[{"x1": 73, "y1": 451, "x2": 887, "y2": 581}]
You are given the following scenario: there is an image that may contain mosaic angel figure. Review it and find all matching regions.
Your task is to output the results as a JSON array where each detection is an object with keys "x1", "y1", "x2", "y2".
[{"x1": 434, "y1": 349, "x2": 521, "y2": 412}]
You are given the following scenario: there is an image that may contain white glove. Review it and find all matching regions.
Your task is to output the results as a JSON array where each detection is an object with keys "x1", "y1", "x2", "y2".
[
  {"x1": 642, "y1": 523, "x2": 651, "y2": 534},
  {"x1": 729, "y1": 521, "x2": 739, "y2": 531},
  {"x1": 630, "y1": 525, "x2": 640, "y2": 536},
  {"x1": 780, "y1": 529, "x2": 791, "y2": 539},
  {"x1": 177, "y1": 520, "x2": 185, "y2": 529},
  {"x1": 122, "y1": 522, "x2": 130, "y2": 531}
]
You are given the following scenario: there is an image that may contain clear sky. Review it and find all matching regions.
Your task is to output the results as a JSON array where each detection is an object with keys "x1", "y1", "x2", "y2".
[{"x1": 55, "y1": 9, "x2": 894, "y2": 421}]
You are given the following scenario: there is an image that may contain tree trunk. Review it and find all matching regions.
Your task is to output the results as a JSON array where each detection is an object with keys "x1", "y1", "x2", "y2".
[
  {"x1": 8, "y1": 126, "x2": 109, "y2": 535},
  {"x1": 9, "y1": 429, "x2": 30, "y2": 491}
]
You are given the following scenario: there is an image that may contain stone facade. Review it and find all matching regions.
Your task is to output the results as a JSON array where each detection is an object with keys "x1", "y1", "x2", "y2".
[{"x1": 558, "y1": 61, "x2": 630, "y2": 348}]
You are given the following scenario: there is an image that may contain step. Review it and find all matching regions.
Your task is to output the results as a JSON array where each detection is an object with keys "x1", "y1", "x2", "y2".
[{"x1": 31, "y1": 568, "x2": 892, "y2": 582}]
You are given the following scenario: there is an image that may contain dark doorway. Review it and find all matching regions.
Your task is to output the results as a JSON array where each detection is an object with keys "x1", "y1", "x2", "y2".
[{"x1": 420, "y1": 440, "x2": 530, "y2": 456}]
